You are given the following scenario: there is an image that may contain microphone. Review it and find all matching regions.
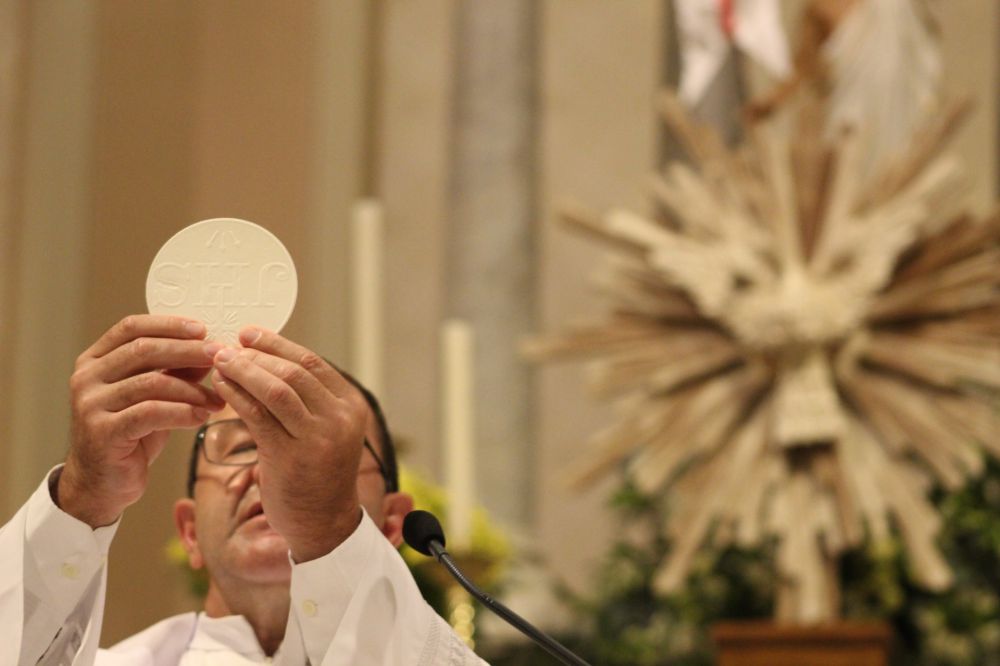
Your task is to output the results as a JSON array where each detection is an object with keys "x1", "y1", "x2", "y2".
[{"x1": 403, "y1": 510, "x2": 592, "y2": 666}]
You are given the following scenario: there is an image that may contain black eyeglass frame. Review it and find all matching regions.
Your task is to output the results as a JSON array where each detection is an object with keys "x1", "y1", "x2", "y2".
[{"x1": 192, "y1": 417, "x2": 398, "y2": 494}]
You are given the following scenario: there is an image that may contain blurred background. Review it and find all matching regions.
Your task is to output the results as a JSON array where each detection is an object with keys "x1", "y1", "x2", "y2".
[{"x1": 0, "y1": 0, "x2": 997, "y2": 658}]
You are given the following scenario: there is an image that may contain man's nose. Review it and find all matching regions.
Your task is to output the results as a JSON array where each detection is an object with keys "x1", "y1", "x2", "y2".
[{"x1": 250, "y1": 461, "x2": 261, "y2": 485}]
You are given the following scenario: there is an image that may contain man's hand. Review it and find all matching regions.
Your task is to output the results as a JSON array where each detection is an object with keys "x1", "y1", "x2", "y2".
[
  {"x1": 210, "y1": 328, "x2": 368, "y2": 562},
  {"x1": 59, "y1": 315, "x2": 225, "y2": 527}
]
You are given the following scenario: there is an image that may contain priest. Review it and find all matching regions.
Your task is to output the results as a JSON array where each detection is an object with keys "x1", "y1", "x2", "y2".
[{"x1": 1, "y1": 314, "x2": 487, "y2": 665}]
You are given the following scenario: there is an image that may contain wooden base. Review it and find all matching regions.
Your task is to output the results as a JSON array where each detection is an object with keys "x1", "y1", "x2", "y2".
[{"x1": 712, "y1": 621, "x2": 893, "y2": 666}]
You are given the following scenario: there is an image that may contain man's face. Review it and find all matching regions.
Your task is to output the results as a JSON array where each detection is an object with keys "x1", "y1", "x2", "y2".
[{"x1": 175, "y1": 403, "x2": 391, "y2": 585}]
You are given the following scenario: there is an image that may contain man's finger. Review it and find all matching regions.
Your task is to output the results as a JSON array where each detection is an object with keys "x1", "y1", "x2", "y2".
[
  {"x1": 238, "y1": 348, "x2": 332, "y2": 416},
  {"x1": 110, "y1": 401, "x2": 211, "y2": 441},
  {"x1": 213, "y1": 349, "x2": 310, "y2": 433},
  {"x1": 85, "y1": 315, "x2": 206, "y2": 359},
  {"x1": 139, "y1": 431, "x2": 170, "y2": 467},
  {"x1": 102, "y1": 372, "x2": 225, "y2": 412},
  {"x1": 238, "y1": 328, "x2": 350, "y2": 396},
  {"x1": 166, "y1": 366, "x2": 213, "y2": 383},
  {"x1": 97, "y1": 338, "x2": 222, "y2": 383},
  {"x1": 210, "y1": 369, "x2": 288, "y2": 441}
]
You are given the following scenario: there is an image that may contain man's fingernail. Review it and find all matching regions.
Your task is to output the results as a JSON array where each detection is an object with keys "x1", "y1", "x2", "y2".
[
  {"x1": 193, "y1": 407, "x2": 210, "y2": 421},
  {"x1": 184, "y1": 321, "x2": 206, "y2": 337},
  {"x1": 240, "y1": 328, "x2": 262, "y2": 345},
  {"x1": 215, "y1": 348, "x2": 237, "y2": 363},
  {"x1": 203, "y1": 342, "x2": 224, "y2": 357}
]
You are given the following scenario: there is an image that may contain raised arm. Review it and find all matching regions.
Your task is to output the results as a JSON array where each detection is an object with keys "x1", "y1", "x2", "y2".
[
  {"x1": 2, "y1": 315, "x2": 223, "y2": 666},
  {"x1": 211, "y1": 328, "x2": 486, "y2": 664}
]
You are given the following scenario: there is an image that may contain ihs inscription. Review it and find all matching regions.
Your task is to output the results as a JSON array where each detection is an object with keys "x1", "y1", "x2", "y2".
[{"x1": 149, "y1": 261, "x2": 292, "y2": 309}]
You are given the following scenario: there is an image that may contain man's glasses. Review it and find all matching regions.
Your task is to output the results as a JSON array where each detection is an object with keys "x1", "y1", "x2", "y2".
[{"x1": 193, "y1": 418, "x2": 396, "y2": 493}]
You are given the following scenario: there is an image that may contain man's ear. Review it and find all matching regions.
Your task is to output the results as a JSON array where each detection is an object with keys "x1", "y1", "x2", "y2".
[
  {"x1": 379, "y1": 492, "x2": 415, "y2": 547},
  {"x1": 173, "y1": 498, "x2": 205, "y2": 570}
]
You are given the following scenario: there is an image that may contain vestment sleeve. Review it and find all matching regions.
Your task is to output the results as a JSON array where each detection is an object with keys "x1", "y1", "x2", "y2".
[
  {"x1": 0, "y1": 467, "x2": 119, "y2": 666},
  {"x1": 287, "y1": 510, "x2": 488, "y2": 665}
]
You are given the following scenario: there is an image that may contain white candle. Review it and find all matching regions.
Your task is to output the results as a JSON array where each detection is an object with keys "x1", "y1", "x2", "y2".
[
  {"x1": 350, "y1": 199, "x2": 384, "y2": 397},
  {"x1": 442, "y1": 319, "x2": 475, "y2": 550}
]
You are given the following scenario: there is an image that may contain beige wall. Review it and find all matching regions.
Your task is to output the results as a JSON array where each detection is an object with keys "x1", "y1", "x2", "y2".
[
  {"x1": 6, "y1": 0, "x2": 95, "y2": 515},
  {"x1": 1, "y1": 0, "x2": 372, "y2": 643},
  {"x1": 0, "y1": 0, "x2": 24, "y2": 511},
  {"x1": 938, "y1": 0, "x2": 1000, "y2": 213},
  {"x1": 89, "y1": 1, "x2": 200, "y2": 637},
  {"x1": 1, "y1": 0, "x2": 997, "y2": 645}
]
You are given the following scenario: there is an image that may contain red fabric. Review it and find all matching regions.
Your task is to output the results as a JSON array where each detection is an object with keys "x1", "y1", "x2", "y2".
[{"x1": 719, "y1": 0, "x2": 736, "y2": 39}]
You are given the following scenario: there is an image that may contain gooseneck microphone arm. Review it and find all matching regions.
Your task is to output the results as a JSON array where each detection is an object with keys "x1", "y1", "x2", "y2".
[
  {"x1": 429, "y1": 542, "x2": 592, "y2": 666},
  {"x1": 403, "y1": 510, "x2": 592, "y2": 666}
]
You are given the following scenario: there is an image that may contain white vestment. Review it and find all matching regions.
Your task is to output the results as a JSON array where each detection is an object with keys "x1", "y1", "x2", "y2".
[{"x1": 1, "y1": 471, "x2": 486, "y2": 665}]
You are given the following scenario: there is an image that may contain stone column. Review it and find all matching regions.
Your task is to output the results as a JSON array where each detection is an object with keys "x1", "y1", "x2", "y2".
[
  {"x1": 378, "y1": 0, "x2": 457, "y2": 479},
  {"x1": 446, "y1": 1, "x2": 538, "y2": 526}
]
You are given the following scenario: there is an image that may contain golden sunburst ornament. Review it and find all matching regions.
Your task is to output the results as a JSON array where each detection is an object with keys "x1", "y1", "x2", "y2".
[{"x1": 526, "y1": 92, "x2": 1000, "y2": 623}]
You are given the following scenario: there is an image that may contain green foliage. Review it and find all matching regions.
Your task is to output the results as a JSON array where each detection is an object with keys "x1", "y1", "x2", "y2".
[
  {"x1": 489, "y1": 457, "x2": 1000, "y2": 666},
  {"x1": 396, "y1": 465, "x2": 513, "y2": 619},
  {"x1": 164, "y1": 535, "x2": 210, "y2": 598},
  {"x1": 488, "y1": 479, "x2": 775, "y2": 665},
  {"x1": 397, "y1": 465, "x2": 512, "y2": 584},
  {"x1": 842, "y1": 455, "x2": 1000, "y2": 665},
  {"x1": 555, "y1": 481, "x2": 774, "y2": 665}
]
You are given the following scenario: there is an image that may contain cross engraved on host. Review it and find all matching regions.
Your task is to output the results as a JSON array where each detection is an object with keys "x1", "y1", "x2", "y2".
[
  {"x1": 202, "y1": 308, "x2": 240, "y2": 345},
  {"x1": 206, "y1": 229, "x2": 241, "y2": 251}
]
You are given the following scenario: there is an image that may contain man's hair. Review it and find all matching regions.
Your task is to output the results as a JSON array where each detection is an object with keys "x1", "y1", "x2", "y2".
[
  {"x1": 340, "y1": 366, "x2": 400, "y2": 493},
  {"x1": 186, "y1": 364, "x2": 400, "y2": 497}
]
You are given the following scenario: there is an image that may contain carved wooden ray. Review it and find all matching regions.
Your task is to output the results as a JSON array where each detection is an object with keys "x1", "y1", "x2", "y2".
[{"x1": 525, "y1": 92, "x2": 1000, "y2": 623}]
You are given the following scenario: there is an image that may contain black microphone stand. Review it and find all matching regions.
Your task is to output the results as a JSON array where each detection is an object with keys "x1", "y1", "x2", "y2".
[{"x1": 426, "y1": 539, "x2": 592, "y2": 666}]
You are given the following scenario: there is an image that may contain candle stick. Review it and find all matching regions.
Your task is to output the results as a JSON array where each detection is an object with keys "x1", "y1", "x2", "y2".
[
  {"x1": 442, "y1": 319, "x2": 475, "y2": 550},
  {"x1": 350, "y1": 199, "x2": 384, "y2": 397}
]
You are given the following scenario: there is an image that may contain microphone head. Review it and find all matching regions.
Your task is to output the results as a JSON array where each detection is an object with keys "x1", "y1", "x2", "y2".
[{"x1": 403, "y1": 510, "x2": 446, "y2": 556}]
